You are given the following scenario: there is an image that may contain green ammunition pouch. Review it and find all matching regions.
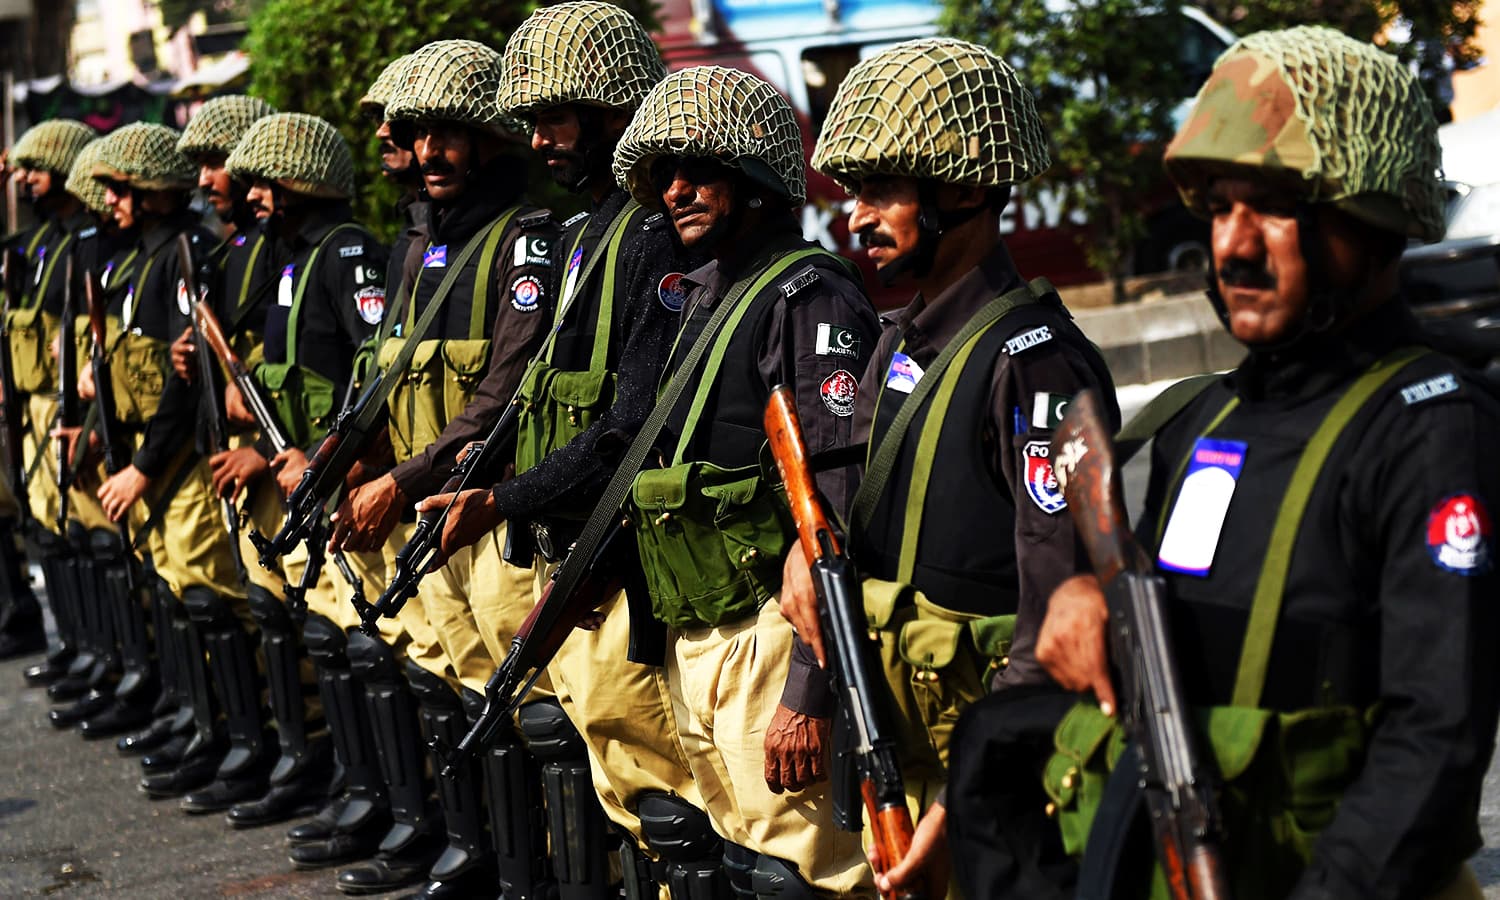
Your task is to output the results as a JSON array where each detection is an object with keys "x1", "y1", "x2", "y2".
[
  {"x1": 381, "y1": 210, "x2": 513, "y2": 464},
  {"x1": 253, "y1": 361, "x2": 336, "y2": 449},
  {"x1": 7, "y1": 306, "x2": 59, "y2": 393},
  {"x1": 110, "y1": 332, "x2": 172, "y2": 426},
  {"x1": 631, "y1": 459, "x2": 794, "y2": 628},
  {"x1": 1044, "y1": 700, "x2": 1371, "y2": 899}
]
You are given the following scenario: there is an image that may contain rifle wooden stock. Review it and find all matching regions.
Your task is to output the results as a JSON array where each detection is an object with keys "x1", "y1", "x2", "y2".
[
  {"x1": 763, "y1": 384, "x2": 921, "y2": 900},
  {"x1": 1051, "y1": 390, "x2": 1231, "y2": 900},
  {"x1": 192, "y1": 297, "x2": 291, "y2": 456}
]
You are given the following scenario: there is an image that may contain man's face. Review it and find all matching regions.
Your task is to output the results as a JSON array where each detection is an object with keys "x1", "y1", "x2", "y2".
[
  {"x1": 21, "y1": 168, "x2": 54, "y2": 205},
  {"x1": 532, "y1": 104, "x2": 588, "y2": 190},
  {"x1": 653, "y1": 156, "x2": 738, "y2": 250},
  {"x1": 196, "y1": 152, "x2": 235, "y2": 221},
  {"x1": 375, "y1": 120, "x2": 415, "y2": 182},
  {"x1": 103, "y1": 179, "x2": 135, "y2": 230},
  {"x1": 1207, "y1": 177, "x2": 1312, "y2": 346},
  {"x1": 847, "y1": 176, "x2": 923, "y2": 274},
  {"x1": 413, "y1": 121, "x2": 480, "y2": 203},
  {"x1": 247, "y1": 178, "x2": 277, "y2": 221}
]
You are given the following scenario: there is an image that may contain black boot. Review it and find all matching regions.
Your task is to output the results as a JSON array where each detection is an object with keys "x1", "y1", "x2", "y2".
[
  {"x1": 401, "y1": 671, "x2": 497, "y2": 900},
  {"x1": 44, "y1": 537, "x2": 97, "y2": 702},
  {"x1": 80, "y1": 531, "x2": 157, "y2": 739},
  {"x1": 0, "y1": 517, "x2": 44, "y2": 660},
  {"x1": 337, "y1": 633, "x2": 444, "y2": 895},
  {"x1": 139, "y1": 599, "x2": 224, "y2": 799},
  {"x1": 179, "y1": 587, "x2": 269, "y2": 814},
  {"x1": 518, "y1": 699, "x2": 613, "y2": 900},
  {"x1": 287, "y1": 615, "x2": 388, "y2": 869},
  {"x1": 488, "y1": 711, "x2": 554, "y2": 899},
  {"x1": 115, "y1": 713, "x2": 178, "y2": 756},
  {"x1": 24, "y1": 530, "x2": 78, "y2": 687}
]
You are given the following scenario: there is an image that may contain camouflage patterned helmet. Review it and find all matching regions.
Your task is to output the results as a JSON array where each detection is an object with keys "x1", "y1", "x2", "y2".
[
  {"x1": 498, "y1": 1, "x2": 666, "y2": 116},
  {"x1": 812, "y1": 38, "x2": 1049, "y2": 190},
  {"x1": 384, "y1": 40, "x2": 526, "y2": 138},
  {"x1": 226, "y1": 113, "x2": 355, "y2": 200},
  {"x1": 91, "y1": 123, "x2": 197, "y2": 191},
  {"x1": 177, "y1": 95, "x2": 277, "y2": 159},
  {"x1": 11, "y1": 119, "x2": 96, "y2": 177},
  {"x1": 1164, "y1": 26, "x2": 1444, "y2": 242},
  {"x1": 614, "y1": 66, "x2": 806, "y2": 206},
  {"x1": 65, "y1": 138, "x2": 111, "y2": 217},
  {"x1": 360, "y1": 54, "x2": 412, "y2": 120}
]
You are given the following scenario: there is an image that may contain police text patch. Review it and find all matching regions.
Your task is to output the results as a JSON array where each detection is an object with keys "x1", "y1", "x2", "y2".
[
  {"x1": 815, "y1": 323, "x2": 861, "y2": 359},
  {"x1": 339, "y1": 245, "x2": 364, "y2": 258},
  {"x1": 1400, "y1": 373, "x2": 1459, "y2": 406},
  {"x1": 780, "y1": 265, "x2": 821, "y2": 300},
  {"x1": 1005, "y1": 326, "x2": 1053, "y2": 355}
]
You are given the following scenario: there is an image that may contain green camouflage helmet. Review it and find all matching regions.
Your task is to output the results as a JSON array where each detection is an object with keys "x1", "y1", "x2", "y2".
[
  {"x1": 614, "y1": 66, "x2": 806, "y2": 206},
  {"x1": 12, "y1": 119, "x2": 96, "y2": 177},
  {"x1": 226, "y1": 112, "x2": 355, "y2": 200},
  {"x1": 812, "y1": 38, "x2": 1049, "y2": 190},
  {"x1": 177, "y1": 95, "x2": 277, "y2": 159},
  {"x1": 360, "y1": 54, "x2": 412, "y2": 120},
  {"x1": 65, "y1": 138, "x2": 111, "y2": 217},
  {"x1": 1164, "y1": 26, "x2": 1444, "y2": 242},
  {"x1": 384, "y1": 40, "x2": 526, "y2": 137},
  {"x1": 91, "y1": 123, "x2": 197, "y2": 191},
  {"x1": 498, "y1": 1, "x2": 666, "y2": 116}
]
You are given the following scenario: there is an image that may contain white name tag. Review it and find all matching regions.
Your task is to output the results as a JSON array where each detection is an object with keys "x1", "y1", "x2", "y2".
[{"x1": 1157, "y1": 438, "x2": 1247, "y2": 577}]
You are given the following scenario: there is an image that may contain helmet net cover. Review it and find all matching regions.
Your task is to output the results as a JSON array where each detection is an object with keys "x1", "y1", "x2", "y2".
[
  {"x1": 177, "y1": 95, "x2": 277, "y2": 159},
  {"x1": 12, "y1": 119, "x2": 97, "y2": 177},
  {"x1": 614, "y1": 65, "x2": 807, "y2": 206},
  {"x1": 384, "y1": 39, "x2": 527, "y2": 137},
  {"x1": 226, "y1": 112, "x2": 355, "y2": 200},
  {"x1": 812, "y1": 38, "x2": 1050, "y2": 190},
  {"x1": 91, "y1": 123, "x2": 197, "y2": 191},
  {"x1": 1164, "y1": 25, "x2": 1444, "y2": 242},
  {"x1": 66, "y1": 138, "x2": 112, "y2": 217},
  {"x1": 360, "y1": 54, "x2": 412, "y2": 119},
  {"x1": 499, "y1": 1, "x2": 666, "y2": 116}
]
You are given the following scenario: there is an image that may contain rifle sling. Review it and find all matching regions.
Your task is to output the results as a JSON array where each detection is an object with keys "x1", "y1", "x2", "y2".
[{"x1": 1113, "y1": 373, "x2": 1219, "y2": 465}]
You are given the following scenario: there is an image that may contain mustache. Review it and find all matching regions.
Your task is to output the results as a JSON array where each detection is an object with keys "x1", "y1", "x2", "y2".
[
  {"x1": 857, "y1": 226, "x2": 896, "y2": 250},
  {"x1": 1216, "y1": 258, "x2": 1277, "y2": 290},
  {"x1": 421, "y1": 160, "x2": 458, "y2": 177},
  {"x1": 541, "y1": 148, "x2": 584, "y2": 166}
]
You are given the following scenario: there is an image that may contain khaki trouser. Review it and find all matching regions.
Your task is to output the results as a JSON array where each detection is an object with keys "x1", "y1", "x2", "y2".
[
  {"x1": 530, "y1": 555, "x2": 701, "y2": 845},
  {"x1": 469, "y1": 524, "x2": 553, "y2": 700},
  {"x1": 667, "y1": 601, "x2": 874, "y2": 897},
  {"x1": 363, "y1": 521, "x2": 451, "y2": 679},
  {"x1": 396, "y1": 528, "x2": 492, "y2": 695},
  {"x1": 235, "y1": 439, "x2": 287, "y2": 598},
  {"x1": 23, "y1": 393, "x2": 60, "y2": 528}
]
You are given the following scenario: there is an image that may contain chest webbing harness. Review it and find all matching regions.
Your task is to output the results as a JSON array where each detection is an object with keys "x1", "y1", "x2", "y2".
[{"x1": 379, "y1": 207, "x2": 518, "y2": 346}]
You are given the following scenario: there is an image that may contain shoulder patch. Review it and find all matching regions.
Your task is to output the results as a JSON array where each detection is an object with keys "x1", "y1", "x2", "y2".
[
  {"x1": 1400, "y1": 372, "x2": 1461, "y2": 406},
  {"x1": 1022, "y1": 441, "x2": 1067, "y2": 514},
  {"x1": 511, "y1": 275, "x2": 544, "y2": 313},
  {"x1": 820, "y1": 370, "x2": 858, "y2": 417},
  {"x1": 561, "y1": 211, "x2": 590, "y2": 229},
  {"x1": 658, "y1": 273, "x2": 687, "y2": 312},
  {"x1": 1427, "y1": 493, "x2": 1492, "y2": 575},
  {"x1": 1031, "y1": 392, "x2": 1073, "y2": 430},
  {"x1": 338, "y1": 245, "x2": 364, "y2": 258},
  {"x1": 780, "y1": 265, "x2": 821, "y2": 301},
  {"x1": 815, "y1": 323, "x2": 862, "y2": 359},
  {"x1": 354, "y1": 285, "x2": 385, "y2": 324},
  {"x1": 517, "y1": 210, "x2": 553, "y2": 230},
  {"x1": 516, "y1": 234, "x2": 553, "y2": 268},
  {"x1": 1005, "y1": 326, "x2": 1053, "y2": 355},
  {"x1": 78, "y1": 226, "x2": 98, "y2": 240}
]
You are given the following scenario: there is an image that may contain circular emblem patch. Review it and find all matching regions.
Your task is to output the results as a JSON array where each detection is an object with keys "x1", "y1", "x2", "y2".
[
  {"x1": 820, "y1": 369, "x2": 858, "y2": 418},
  {"x1": 511, "y1": 275, "x2": 542, "y2": 313},
  {"x1": 1426, "y1": 493, "x2": 1492, "y2": 575},
  {"x1": 354, "y1": 285, "x2": 385, "y2": 325},
  {"x1": 658, "y1": 273, "x2": 687, "y2": 312},
  {"x1": 1023, "y1": 441, "x2": 1067, "y2": 514},
  {"x1": 176, "y1": 278, "x2": 205, "y2": 316}
]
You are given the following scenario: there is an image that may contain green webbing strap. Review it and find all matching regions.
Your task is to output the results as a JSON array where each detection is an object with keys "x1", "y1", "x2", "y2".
[
  {"x1": 1115, "y1": 373, "x2": 1220, "y2": 465},
  {"x1": 30, "y1": 231, "x2": 74, "y2": 312},
  {"x1": 1153, "y1": 396, "x2": 1240, "y2": 546},
  {"x1": 235, "y1": 232, "x2": 267, "y2": 316},
  {"x1": 120, "y1": 247, "x2": 163, "y2": 333},
  {"x1": 285, "y1": 223, "x2": 362, "y2": 365},
  {"x1": 587, "y1": 205, "x2": 639, "y2": 375},
  {"x1": 1230, "y1": 346, "x2": 1428, "y2": 708},
  {"x1": 670, "y1": 248, "x2": 829, "y2": 466},
  {"x1": 547, "y1": 202, "x2": 641, "y2": 368},
  {"x1": 467, "y1": 212, "x2": 513, "y2": 339},
  {"x1": 849, "y1": 279, "x2": 1047, "y2": 535},
  {"x1": 401, "y1": 208, "x2": 519, "y2": 340}
]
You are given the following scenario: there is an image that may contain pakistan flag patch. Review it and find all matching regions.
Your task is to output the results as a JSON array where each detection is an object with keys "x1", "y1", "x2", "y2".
[
  {"x1": 1031, "y1": 392, "x2": 1073, "y2": 430},
  {"x1": 815, "y1": 323, "x2": 861, "y2": 359}
]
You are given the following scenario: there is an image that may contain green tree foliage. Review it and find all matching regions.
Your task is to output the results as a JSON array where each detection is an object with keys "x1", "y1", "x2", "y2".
[
  {"x1": 244, "y1": 0, "x2": 658, "y2": 237},
  {"x1": 943, "y1": 0, "x2": 1187, "y2": 299}
]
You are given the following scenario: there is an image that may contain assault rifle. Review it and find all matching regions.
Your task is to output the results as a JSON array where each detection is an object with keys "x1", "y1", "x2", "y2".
[
  {"x1": 190, "y1": 292, "x2": 289, "y2": 456},
  {"x1": 178, "y1": 235, "x2": 241, "y2": 575},
  {"x1": 249, "y1": 370, "x2": 388, "y2": 569},
  {"x1": 1050, "y1": 391, "x2": 1230, "y2": 900},
  {"x1": 0, "y1": 247, "x2": 29, "y2": 521},
  {"x1": 763, "y1": 385, "x2": 921, "y2": 900},
  {"x1": 438, "y1": 513, "x2": 635, "y2": 777},
  {"x1": 55, "y1": 250, "x2": 78, "y2": 534}
]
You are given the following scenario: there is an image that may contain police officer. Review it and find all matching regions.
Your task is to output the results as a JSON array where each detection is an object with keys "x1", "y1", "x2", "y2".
[
  {"x1": 360, "y1": 53, "x2": 428, "y2": 301},
  {"x1": 612, "y1": 66, "x2": 879, "y2": 898},
  {"x1": 218, "y1": 112, "x2": 399, "y2": 869},
  {"x1": 779, "y1": 38, "x2": 1119, "y2": 897},
  {"x1": 5, "y1": 119, "x2": 97, "y2": 688},
  {"x1": 1031, "y1": 26, "x2": 1498, "y2": 900},
  {"x1": 328, "y1": 38, "x2": 556, "y2": 898},
  {"x1": 406, "y1": 3, "x2": 711, "y2": 896}
]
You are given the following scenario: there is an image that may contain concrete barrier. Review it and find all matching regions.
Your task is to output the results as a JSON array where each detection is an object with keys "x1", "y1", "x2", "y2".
[{"x1": 1068, "y1": 289, "x2": 1244, "y2": 385}]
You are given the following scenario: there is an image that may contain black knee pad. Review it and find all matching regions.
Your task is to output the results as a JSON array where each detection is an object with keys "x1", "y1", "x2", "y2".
[
  {"x1": 87, "y1": 527, "x2": 120, "y2": 560},
  {"x1": 516, "y1": 698, "x2": 585, "y2": 761},
  {"x1": 346, "y1": 628, "x2": 400, "y2": 683},
  {"x1": 638, "y1": 792, "x2": 723, "y2": 862},
  {"x1": 180, "y1": 585, "x2": 236, "y2": 629},
  {"x1": 302, "y1": 613, "x2": 349, "y2": 667},
  {"x1": 404, "y1": 659, "x2": 462, "y2": 711},
  {"x1": 722, "y1": 843, "x2": 757, "y2": 899},
  {"x1": 749, "y1": 854, "x2": 816, "y2": 900},
  {"x1": 245, "y1": 585, "x2": 291, "y2": 632},
  {"x1": 66, "y1": 519, "x2": 89, "y2": 549}
]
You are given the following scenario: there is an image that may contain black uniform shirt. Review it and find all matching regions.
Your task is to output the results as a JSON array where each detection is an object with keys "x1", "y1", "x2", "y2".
[
  {"x1": 852, "y1": 243, "x2": 1119, "y2": 689},
  {"x1": 36, "y1": 207, "x2": 97, "y2": 316},
  {"x1": 1140, "y1": 301, "x2": 1500, "y2": 899},
  {"x1": 212, "y1": 223, "x2": 279, "y2": 334}
]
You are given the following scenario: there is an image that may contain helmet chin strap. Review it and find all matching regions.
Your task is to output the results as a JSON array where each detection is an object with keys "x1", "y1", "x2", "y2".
[{"x1": 877, "y1": 180, "x2": 986, "y2": 288}]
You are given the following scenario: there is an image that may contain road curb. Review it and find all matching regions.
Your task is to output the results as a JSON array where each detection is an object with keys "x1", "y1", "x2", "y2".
[{"x1": 1070, "y1": 290, "x2": 1243, "y2": 385}]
